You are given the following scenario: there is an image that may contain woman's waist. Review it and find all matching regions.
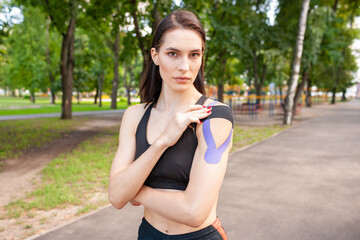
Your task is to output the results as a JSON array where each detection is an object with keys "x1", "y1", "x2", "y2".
[{"x1": 143, "y1": 207, "x2": 217, "y2": 235}]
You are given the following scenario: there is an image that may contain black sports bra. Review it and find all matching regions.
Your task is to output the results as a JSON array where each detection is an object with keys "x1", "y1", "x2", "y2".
[{"x1": 134, "y1": 95, "x2": 233, "y2": 191}]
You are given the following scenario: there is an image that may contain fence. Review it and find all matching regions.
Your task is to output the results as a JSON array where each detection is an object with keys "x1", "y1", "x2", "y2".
[{"x1": 208, "y1": 92, "x2": 330, "y2": 121}]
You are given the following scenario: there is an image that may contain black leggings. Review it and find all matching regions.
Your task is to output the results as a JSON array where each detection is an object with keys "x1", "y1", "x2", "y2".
[{"x1": 138, "y1": 217, "x2": 228, "y2": 240}]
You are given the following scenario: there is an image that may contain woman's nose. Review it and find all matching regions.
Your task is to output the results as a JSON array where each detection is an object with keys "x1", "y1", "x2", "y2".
[{"x1": 178, "y1": 56, "x2": 190, "y2": 71}]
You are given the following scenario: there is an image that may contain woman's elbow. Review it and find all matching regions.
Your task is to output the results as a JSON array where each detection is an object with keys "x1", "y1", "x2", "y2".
[
  {"x1": 187, "y1": 214, "x2": 207, "y2": 228},
  {"x1": 108, "y1": 188, "x2": 127, "y2": 209},
  {"x1": 184, "y1": 205, "x2": 208, "y2": 228},
  {"x1": 109, "y1": 198, "x2": 126, "y2": 209}
]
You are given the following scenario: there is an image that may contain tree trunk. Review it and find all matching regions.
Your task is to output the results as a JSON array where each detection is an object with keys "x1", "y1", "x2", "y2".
[
  {"x1": 217, "y1": 59, "x2": 227, "y2": 103},
  {"x1": 252, "y1": 50, "x2": 259, "y2": 92},
  {"x1": 255, "y1": 64, "x2": 266, "y2": 105},
  {"x1": 331, "y1": 87, "x2": 336, "y2": 104},
  {"x1": 279, "y1": 85, "x2": 283, "y2": 106},
  {"x1": 30, "y1": 91, "x2": 35, "y2": 103},
  {"x1": 94, "y1": 86, "x2": 98, "y2": 104},
  {"x1": 292, "y1": 69, "x2": 308, "y2": 116},
  {"x1": 306, "y1": 76, "x2": 312, "y2": 107},
  {"x1": 283, "y1": 0, "x2": 310, "y2": 125},
  {"x1": 331, "y1": 67, "x2": 340, "y2": 105},
  {"x1": 60, "y1": 17, "x2": 76, "y2": 119},
  {"x1": 218, "y1": 83, "x2": 224, "y2": 103},
  {"x1": 123, "y1": 62, "x2": 132, "y2": 106},
  {"x1": 46, "y1": 16, "x2": 56, "y2": 104},
  {"x1": 333, "y1": 0, "x2": 339, "y2": 12},
  {"x1": 130, "y1": 0, "x2": 157, "y2": 95},
  {"x1": 111, "y1": 30, "x2": 120, "y2": 109},
  {"x1": 341, "y1": 89, "x2": 347, "y2": 101},
  {"x1": 77, "y1": 90, "x2": 80, "y2": 104},
  {"x1": 98, "y1": 73, "x2": 104, "y2": 107}
]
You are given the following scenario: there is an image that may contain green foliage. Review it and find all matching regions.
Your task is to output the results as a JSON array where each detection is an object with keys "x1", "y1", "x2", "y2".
[
  {"x1": 2, "y1": 6, "x2": 47, "y2": 95},
  {"x1": 0, "y1": 0, "x2": 358, "y2": 103},
  {"x1": 312, "y1": 1, "x2": 359, "y2": 92}
]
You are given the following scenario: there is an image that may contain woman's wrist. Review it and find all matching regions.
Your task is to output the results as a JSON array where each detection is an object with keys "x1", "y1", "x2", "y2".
[{"x1": 153, "y1": 135, "x2": 170, "y2": 149}]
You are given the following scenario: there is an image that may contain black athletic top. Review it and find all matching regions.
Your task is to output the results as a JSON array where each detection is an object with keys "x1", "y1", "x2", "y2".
[{"x1": 134, "y1": 95, "x2": 234, "y2": 191}]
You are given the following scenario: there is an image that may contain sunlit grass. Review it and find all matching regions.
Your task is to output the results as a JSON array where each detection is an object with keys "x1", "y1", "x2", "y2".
[
  {"x1": 0, "y1": 96, "x2": 138, "y2": 115},
  {"x1": 232, "y1": 124, "x2": 289, "y2": 151},
  {"x1": 0, "y1": 118, "x2": 87, "y2": 161},
  {"x1": 4, "y1": 127, "x2": 118, "y2": 218}
]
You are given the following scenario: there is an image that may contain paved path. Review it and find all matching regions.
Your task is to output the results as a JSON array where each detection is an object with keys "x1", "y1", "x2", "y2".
[{"x1": 29, "y1": 99, "x2": 360, "y2": 240}]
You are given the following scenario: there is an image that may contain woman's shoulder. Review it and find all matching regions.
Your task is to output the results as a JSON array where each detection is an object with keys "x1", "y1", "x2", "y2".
[
  {"x1": 122, "y1": 103, "x2": 153, "y2": 125},
  {"x1": 201, "y1": 98, "x2": 233, "y2": 126},
  {"x1": 203, "y1": 98, "x2": 230, "y2": 108}
]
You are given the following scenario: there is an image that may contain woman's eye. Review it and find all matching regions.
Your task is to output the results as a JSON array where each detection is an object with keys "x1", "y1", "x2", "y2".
[
  {"x1": 168, "y1": 52, "x2": 177, "y2": 57},
  {"x1": 191, "y1": 53, "x2": 200, "y2": 58}
]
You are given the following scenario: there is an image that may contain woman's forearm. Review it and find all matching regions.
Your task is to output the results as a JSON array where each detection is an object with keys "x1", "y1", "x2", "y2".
[
  {"x1": 108, "y1": 139, "x2": 168, "y2": 209},
  {"x1": 135, "y1": 186, "x2": 212, "y2": 228}
]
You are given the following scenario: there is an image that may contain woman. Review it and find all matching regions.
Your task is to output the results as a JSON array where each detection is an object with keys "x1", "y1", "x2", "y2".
[{"x1": 108, "y1": 10, "x2": 233, "y2": 240}]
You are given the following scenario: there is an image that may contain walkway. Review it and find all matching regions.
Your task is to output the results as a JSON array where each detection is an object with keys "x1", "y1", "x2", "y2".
[{"x1": 29, "y1": 99, "x2": 360, "y2": 240}]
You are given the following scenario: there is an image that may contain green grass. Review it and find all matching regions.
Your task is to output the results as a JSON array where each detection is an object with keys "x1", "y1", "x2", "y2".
[
  {"x1": 0, "y1": 118, "x2": 87, "y2": 161},
  {"x1": 232, "y1": 124, "x2": 289, "y2": 151},
  {"x1": 2, "y1": 122, "x2": 288, "y2": 219},
  {"x1": 4, "y1": 127, "x2": 118, "y2": 218},
  {"x1": 0, "y1": 96, "x2": 137, "y2": 115}
]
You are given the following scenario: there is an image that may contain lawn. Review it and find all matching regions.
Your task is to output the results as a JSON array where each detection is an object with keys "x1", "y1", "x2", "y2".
[
  {"x1": 0, "y1": 117, "x2": 87, "y2": 161},
  {"x1": 0, "y1": 96, "x2": 137, "y2": 115},
  {"x1": 232, "y1": 124, "x2": 289, "y2": 151},
  {"x1": 5, "y1": 127, "x2": 118, "y2": 218}
]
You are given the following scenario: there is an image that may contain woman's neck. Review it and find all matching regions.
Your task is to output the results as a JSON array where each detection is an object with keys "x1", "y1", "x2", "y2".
[{"x1": 156, "y1": 86, "x2": 202, "y2": 113}]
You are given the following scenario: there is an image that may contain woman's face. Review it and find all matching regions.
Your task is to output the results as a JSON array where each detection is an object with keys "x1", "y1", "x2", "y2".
[{"x1": 151, "y1": 28, "x2": 203, "y2": 93}]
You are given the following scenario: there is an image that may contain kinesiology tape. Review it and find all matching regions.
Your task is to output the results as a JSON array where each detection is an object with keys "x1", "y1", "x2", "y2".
[{"x1": 203, "y1": 102, "x2": 233, "y2": 164}]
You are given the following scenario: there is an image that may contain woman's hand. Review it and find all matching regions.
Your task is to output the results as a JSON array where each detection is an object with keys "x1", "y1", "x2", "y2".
[{"x1": 157, "y1": 105, "x2": 212, "y2": 147}]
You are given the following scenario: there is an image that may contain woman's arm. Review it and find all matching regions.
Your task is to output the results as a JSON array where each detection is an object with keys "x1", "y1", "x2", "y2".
[
  {"x1": 108, "y1": 105, "x2": 168, "y2": 209},
  {"x1": 134, "y1": 117, "x2": 233, "y2": 227},
  {"x1": 108, "y1": 104, "x2": 212, "y2": 209}
]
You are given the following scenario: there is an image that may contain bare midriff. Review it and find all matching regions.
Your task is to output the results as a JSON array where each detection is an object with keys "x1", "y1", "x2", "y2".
[{"x1": 143, "y1": 189, "x2": 218, "y2": 235}]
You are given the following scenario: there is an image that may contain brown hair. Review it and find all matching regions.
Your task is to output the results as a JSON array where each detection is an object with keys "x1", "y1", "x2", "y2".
[{"x1": 139, "y1": 10, "x2": 206, "y2": 104}]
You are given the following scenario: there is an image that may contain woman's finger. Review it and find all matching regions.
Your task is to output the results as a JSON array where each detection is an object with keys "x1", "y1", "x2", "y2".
[
  {"x1": 187, "y1": 107, "x2": 212, "y2": 119},
  {"x1": 184, "y1": 104, "x2": 205, "y2": 112}
]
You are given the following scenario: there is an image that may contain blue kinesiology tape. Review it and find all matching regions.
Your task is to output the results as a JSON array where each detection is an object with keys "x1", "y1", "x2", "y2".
[{"x1": 203, "y1": 101, "x2": 232, "y2": 164}]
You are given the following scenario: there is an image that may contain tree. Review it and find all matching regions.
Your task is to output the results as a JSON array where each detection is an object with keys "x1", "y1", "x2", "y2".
[
  {"x1": 16, "y1": 0, "x2": 88, "y2": 119},
  {"x1": 293, "y1": 4, "x2": 328, "y2": 113},
  {"x1": 4, "y1": 6, "x2": 49, "y2": 102},
  {"x1": 283, "y1": 0, "x2": 310, "y2": 125}
]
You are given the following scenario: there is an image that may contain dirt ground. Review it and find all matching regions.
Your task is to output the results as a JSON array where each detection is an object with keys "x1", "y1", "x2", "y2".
[{"x1": 0, "y1": 117, "x2": 121, "y2": 240}]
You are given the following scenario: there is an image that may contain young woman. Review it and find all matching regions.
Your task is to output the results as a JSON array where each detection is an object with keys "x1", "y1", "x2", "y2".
[{"x1": 108, "y1": 10, "x2": 233, "y2": 240}]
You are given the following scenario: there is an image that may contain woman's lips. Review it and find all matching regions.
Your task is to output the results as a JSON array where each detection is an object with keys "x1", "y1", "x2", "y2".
[{"x1": 174, "y1": 76, "x2": 191, "y2": 83}]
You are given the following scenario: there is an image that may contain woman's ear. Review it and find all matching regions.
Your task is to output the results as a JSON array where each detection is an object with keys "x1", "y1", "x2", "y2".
[{"x1": 151, "y1": 47, "x2": 159, "y2": 66}]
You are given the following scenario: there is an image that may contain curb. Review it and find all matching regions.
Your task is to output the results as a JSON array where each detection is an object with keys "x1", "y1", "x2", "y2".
[{"x1": 25, "y1": 204, "x2": 112, "y2": 240}]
